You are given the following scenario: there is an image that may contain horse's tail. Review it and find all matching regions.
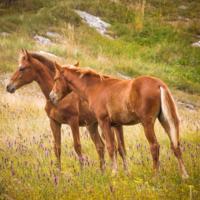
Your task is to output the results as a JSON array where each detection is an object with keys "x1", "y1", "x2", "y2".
[{"x1": 159, "y1": 86, "x2": 180, "y2": 148}]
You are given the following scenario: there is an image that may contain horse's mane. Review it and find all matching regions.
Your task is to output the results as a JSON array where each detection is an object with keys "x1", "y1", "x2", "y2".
[
  {"x1": 72, "y1": 67, "x2": 110, "y2": 81},
  {"x1": 19, "y1": 52, "x2": 55, "y2": 72}
]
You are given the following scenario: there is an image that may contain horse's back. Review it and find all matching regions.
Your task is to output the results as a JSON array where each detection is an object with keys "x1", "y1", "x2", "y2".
[{"x1": 90, "y1": 78, "x2": 139, "y2": 125}]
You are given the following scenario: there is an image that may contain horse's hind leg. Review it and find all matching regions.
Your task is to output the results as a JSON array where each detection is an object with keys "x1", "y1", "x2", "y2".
[
  {"x1": 98, "y1": 119, "x2": 118, "y2": 173},
  {"x1": 86, "y1": 122, "x2": 105, "y2": 170},
  {"x1": 50, "y1": 119, "x2": 61, "y2": 170},
  {"x1": 113, "y1": 125, "x2": 130, "y2": 175},
  {"x1": 142, "y1": 122, "x2": 160, "y2": 176},
  {"x1": 158, "y1": 114, "x2": 189, "y2": 179}
]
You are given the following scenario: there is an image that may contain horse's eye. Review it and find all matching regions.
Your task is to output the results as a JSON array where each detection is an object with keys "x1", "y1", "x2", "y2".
[
  {"x1": 54, "y1": 79, "x2": 57, "y2": 82},
  {"x1": 19, "y1": 68, "x2": 25, "y2": 72}
]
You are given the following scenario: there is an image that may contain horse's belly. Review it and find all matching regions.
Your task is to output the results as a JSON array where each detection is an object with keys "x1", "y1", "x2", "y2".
[{"x1": 111, "y1": 111, "x2": 140, "y2": 126}]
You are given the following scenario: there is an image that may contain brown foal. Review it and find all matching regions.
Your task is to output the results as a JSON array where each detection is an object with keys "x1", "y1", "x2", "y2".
[
  {"x1": 49, "y1": 62, "x2": 189, "y2": 179},
  {"x1": 6, "y1": 50, "x2": 107, "y2": 170}
]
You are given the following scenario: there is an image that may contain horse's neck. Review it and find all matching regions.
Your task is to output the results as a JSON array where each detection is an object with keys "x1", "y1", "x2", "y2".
[
  {"x1": 34, "y1": 62, "x2": 55, "y2": 100},
  {"x1": 67, "y1": 70, "x2": 100, "y2": 102}
]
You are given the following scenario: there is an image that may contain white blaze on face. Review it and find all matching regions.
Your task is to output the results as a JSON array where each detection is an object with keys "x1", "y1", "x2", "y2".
[{"x1": 18, "y1": 63, "x2": 22, "y2": 67}]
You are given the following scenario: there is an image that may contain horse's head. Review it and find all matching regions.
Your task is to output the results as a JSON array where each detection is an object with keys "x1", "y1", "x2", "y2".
[
  {"x1": 6, "y1": 49, "x2": 37, "y2": 93},
  {"x1": 49, "y1": 61, "x2": 79, "y2": 104}
]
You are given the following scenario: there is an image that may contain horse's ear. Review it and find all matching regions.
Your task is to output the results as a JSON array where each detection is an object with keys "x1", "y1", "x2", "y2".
[
  {"x1": 54, "y1": 61, "x2": 62, "y2": 72},
  {"x1": 74, "y1": 61, "x2": 79, "y2": 67},
  {"x1": 25, "y1": 49, "x2": 32, "y2": 61},
  {"x1": 21, "y1": 49, "x2": 25, "y2": 55}
]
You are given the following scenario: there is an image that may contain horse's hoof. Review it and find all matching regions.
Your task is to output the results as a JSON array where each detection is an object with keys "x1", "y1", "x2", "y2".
[
  {"x1": 183, "y1": 174, "x2": 189, "y2": 180},
  {"x1": 125, "y1": 169, "x2": 131, "y2": 176},
  {"x1": 111, "y1": 169, "x2": 118, "y2": 177}
]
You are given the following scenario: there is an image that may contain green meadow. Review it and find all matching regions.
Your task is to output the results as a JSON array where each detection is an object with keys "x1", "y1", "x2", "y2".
[{"x1": 0, "y1": 0, "x2": 200, "y2": 199}]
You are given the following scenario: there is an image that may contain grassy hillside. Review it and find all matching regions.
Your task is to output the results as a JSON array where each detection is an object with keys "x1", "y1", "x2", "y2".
[
  {"x1": 0, "y1": 0, "x2": 200, "y2": 199},
  {"x1": 0, "y1": 0, "x2": 200, "y2": 94}
]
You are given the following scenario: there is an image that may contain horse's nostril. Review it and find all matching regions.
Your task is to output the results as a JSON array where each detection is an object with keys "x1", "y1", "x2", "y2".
[
  {"x1": 6, "y1": 84, "x2": 15, "y2": 93},
  {"x1": 10, "y1": 88, "x2": 15, "y2": 93},
  {"x1": 6, "y1": 85, "x2": 9, "y2": 92}
]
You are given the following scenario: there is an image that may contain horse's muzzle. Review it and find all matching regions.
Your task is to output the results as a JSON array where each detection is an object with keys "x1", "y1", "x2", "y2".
[
  {"x1": 6, "y1": 84, "x2": 15, "y2": 93},
  {"x1": 49, "y1": 91, "x2": 58, "y2": 104}
]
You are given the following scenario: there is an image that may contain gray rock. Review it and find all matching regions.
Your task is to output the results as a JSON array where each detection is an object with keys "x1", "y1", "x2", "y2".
[
  {"x1": 75, "y1": 10, "x2": 113, "y2": 39},
  {"x1": 117, "y1": 73, "x2": 130, "y2": 80},
  {"x1": 179, "y1": 5, "x2": 188, "y2": 9},
  {"x1": 191, "y1": 41, "x2": 200, "y2": 47},
  {"x1": 46, "y1": 31, "x2": 61, "y2": 38},
  {"x1": 38, "y1": 51, "x2": 57, "y2": 58},
  {"x1": 1, "y1": 32, "x2": 10, "y2": 36},
  {"x1": 34, "y1": 35, "x2": 53, "y2": 45}
]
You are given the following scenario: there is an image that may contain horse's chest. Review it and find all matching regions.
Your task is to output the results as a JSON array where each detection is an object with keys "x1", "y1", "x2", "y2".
[{"x1": 46, "y1": 104, "x2": 70, "y2": 124}]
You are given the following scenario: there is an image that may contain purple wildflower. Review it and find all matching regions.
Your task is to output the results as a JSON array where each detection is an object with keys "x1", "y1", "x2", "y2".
[
  {"x1": 136, "y1": 160, "x2": 141, "y2": 165},
  {"x1": 50, "y1": 159, "x2": 53, "y2": 166},
  {"x1": 54, "y1": 177, "x2": 58, "y2": 185},
  {"x1": 110, "y1": 185, "x2": 113, "y2": 193}
]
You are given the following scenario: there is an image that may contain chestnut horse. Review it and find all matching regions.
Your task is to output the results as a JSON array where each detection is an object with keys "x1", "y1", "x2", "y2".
[
  {"x1": 6, "y1": 50, "x2": 129, "y2": 172},
  {"x1": 50, "y1": 62, "x2": 189, "y2": 179},
  {"x1": 6, "y1": 50, "x2": 107, "y2": 170}
]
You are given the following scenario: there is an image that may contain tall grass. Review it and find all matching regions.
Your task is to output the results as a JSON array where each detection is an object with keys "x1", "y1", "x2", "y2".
[{"x1": 0, "y1": 86, "x2": 200, "y2": 199}]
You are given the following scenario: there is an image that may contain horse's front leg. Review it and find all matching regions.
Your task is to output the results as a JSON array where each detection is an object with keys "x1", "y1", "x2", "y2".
[
  {"x1": 50, "y1": 119, "x2": 61, "y2": 170},
  {"x1": 113, "y1": 125, "x2": 130, "y2": 175},
  {"x1": 68, "y1": 117, "x2": 83, "y2": 166},
  {"x1": 98, "y1": 119, "x2": 118, "y2": 173}
]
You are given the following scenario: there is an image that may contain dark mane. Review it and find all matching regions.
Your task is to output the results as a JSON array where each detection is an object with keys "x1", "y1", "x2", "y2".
[
  {"x1": 19, "y1": 52, "x2": 55, "y2": 72},
  {"x1": 72, "y1": 67, "x2": 110, "y2": 81}
]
